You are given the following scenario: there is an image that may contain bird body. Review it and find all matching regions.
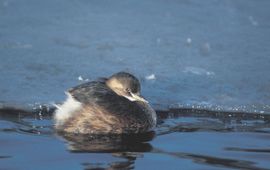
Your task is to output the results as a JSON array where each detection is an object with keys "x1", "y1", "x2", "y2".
[{"x1": 54, "y1": 72, "x2": 156, "y2": 134}]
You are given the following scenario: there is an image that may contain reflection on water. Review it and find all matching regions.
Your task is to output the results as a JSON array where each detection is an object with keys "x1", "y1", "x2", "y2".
[
  {"x1": 0, "y1": 106, "x2": 270, "y2": 169},
  {"x1": 60, "y1": 132, "x2": 154, "y2": 153},
  {"x1": 61, "y1": 132, "x2": 154, "y2": 170}
]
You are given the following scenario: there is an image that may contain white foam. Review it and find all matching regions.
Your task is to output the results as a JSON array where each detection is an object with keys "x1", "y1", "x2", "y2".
[
  {"x1": 183, "y1": 66, "x2": 215, "y2": 76},
  {"x1": 78, "y1": 76, "x2": 83, "y2": 81},
  {"x1": 78, "y1": 75, "x2": 89, "y2": 81},
  {"x1": 54, "y1": 92, "x2": 82, "y2": 126},
  {"x1": 248, "y1": 16, "x2": 258, "y2": 26},
  {"x1": 186, "y1": 38, "x2": 192, "y2": 44},
  {"x1": 145, "y1": 74, "x2": 156, "y2": 80}
]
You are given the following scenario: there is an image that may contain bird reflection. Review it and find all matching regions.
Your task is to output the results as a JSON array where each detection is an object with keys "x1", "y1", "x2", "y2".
[
  {"x1": 57, "y1": 131, "x2": 155, "y2": 170},
  {"x1": 57, "y1": 131, "x2": 155, "y2": 153}
]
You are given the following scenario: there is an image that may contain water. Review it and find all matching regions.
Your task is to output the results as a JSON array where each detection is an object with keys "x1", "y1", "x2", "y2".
[
  {"x1": 1, "y1": 0, "x2": 270, "y2": 113},
  {"x1": 0, "y1": 107, "x2": 270, "y2": 170},
  {"x1": 1, "y1": 0, "x2": 270, "y2": 169}
]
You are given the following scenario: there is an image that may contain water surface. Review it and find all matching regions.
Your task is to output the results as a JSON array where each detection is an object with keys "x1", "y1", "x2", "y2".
[
  {"x1": 1, "y1": 0, "x2": 270, "y2": 169},
  {"x1": 1, "y1": 0, "x2": 270, "y2": 113},
  {"x1": 0, "y1": 107, "x2": 269, "y2": 170}
]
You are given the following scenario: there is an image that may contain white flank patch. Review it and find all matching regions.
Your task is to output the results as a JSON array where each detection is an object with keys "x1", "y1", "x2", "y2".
[{"x1": 54, "y1": 92, "x2": 82, "y2": 126}]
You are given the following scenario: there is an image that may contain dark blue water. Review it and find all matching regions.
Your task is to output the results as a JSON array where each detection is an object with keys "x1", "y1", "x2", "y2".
[
  {"x1": 1, "y1": 0, "x2": 270, "y2": 169},
  {"x1": 1, "y1": 0, "x2": 270, "y2": 113},
  {"x1": 0, "y1": 107, "x2": 270, "y2": 170}
]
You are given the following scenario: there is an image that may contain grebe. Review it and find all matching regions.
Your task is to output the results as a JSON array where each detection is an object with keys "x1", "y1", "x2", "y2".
[{"x1": 54, "y1": 72, "x2": 157, "y2": 134}]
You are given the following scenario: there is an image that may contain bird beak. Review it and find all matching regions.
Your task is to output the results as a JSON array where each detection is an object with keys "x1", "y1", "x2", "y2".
[{"x1": 130, "y1": 92, "x2": 149, "y2": 103}]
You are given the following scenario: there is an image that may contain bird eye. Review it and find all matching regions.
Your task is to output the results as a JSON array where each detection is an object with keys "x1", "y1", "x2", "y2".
[{"x1": 126, "y1": 88, "x2": 131, "y2": 93}]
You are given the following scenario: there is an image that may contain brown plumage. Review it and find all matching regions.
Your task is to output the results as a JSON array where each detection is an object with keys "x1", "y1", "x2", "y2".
[{"x1": 54, "y1": 72, "x2": 157, "y2": 134}]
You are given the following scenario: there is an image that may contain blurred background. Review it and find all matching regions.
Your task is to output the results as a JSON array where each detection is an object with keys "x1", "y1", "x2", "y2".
[{"x1": 1, "y1": 0, "x2": 270, "y2": 113}]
